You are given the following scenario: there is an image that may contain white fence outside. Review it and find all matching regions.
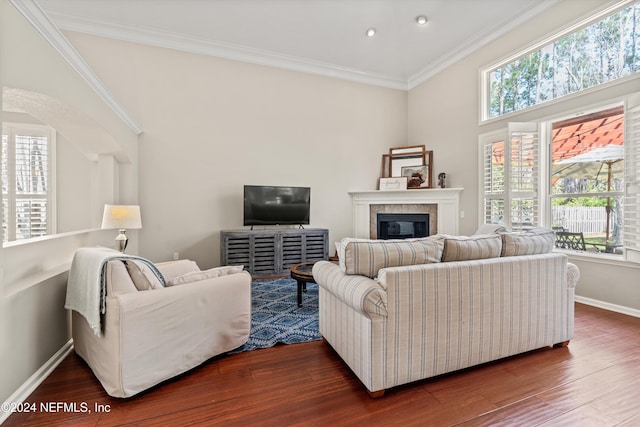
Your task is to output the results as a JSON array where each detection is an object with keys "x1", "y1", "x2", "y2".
[{"x1": 552, "y1": 206, "x2": 608, "y2": 234}]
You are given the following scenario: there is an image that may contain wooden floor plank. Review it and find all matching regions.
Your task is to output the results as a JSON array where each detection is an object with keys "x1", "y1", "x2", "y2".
[
  {"x1": 538, "y1": 404, "x2": 619, "y2": 426},
  {"x1": 4, "y1": 303, "x2": 640, "y2": 426},
  {"x1": 579, "y1": 376, "x2": 640, "y2": 424},
  {"x1": 456, "y1": 396, "x2": 563, "y2": 427}
]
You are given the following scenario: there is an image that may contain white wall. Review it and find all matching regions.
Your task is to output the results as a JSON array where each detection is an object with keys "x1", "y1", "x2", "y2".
[
  {"x1": 0, "y1": 1, "x2": 139, "y2": 404},
  {"x1": 408, "y1": 0, "x2": 640, "y2": 311},
  {"x1": 63, "y1": 32, "x2": 409, "y2": 268},
  {"x1": 56, "y1": 131, "x2": 95, "y2": 232}
]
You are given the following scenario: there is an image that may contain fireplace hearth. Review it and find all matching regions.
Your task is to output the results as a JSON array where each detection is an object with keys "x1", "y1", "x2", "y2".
[{"x1": 377, "y1": 213, "x2": 429, "y2": 240}]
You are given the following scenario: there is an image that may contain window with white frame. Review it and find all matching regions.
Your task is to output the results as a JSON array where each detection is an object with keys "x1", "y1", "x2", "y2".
[
  {"x1": 480, "y1": 123, "x2": 542, "y2": 231},
  {"x1": 2, "y1": 123, "x2": 55, "y2": 243},
  {"x1": 550, "y1": 106, "x2": 624, "y2": 253},
  {"x1": 483, "y1": 0, "x2": 640, "y2": 121},
  {"x1": 479, "y1": 94, "x2": 640, "y2": 261}
]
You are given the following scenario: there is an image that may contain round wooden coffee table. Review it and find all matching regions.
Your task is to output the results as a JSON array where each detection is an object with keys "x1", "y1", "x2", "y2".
[{"x1": 290, "y1": 262, "x2": 317, "y2": 307}]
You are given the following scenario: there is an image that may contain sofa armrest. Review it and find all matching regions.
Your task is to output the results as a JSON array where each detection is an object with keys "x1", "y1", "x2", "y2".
[
  {"x1": 312, "y1": 261, "x2": 387, "y2": 318},
  {"x1": 567, "y1": 262, "x2": 580, "y2": 289}
]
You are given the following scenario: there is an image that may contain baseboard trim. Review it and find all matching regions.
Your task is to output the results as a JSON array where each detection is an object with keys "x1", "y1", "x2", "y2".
[
  {"x1": 0, "y1": 340, "x2": 74, "y2": 425},
  {"x1": 575, "y1": 295, "x2": 640, "y2": 318}
]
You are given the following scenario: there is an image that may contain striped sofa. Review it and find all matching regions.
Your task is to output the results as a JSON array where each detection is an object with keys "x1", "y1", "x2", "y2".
[{"x1": 312, "y1": 229, "x2": 579, "y2": 397}]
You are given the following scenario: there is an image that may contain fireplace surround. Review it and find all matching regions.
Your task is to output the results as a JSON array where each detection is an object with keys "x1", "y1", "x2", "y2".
[{"x1": 349, "y1": 188, "x2": 463, "y2": 239}]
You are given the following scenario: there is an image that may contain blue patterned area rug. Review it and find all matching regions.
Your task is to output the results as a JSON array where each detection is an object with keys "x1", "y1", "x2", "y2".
[{"x1": 230, "y1": 278, "x2": 322, "y2": 353}]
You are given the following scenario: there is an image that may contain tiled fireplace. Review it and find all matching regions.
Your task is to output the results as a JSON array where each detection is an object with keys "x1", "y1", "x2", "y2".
[{"x1": 349, "y1": 188, "x2": 463, "y2": 239}]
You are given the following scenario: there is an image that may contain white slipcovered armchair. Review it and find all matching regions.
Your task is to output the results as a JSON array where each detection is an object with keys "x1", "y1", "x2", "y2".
[{"x1": 70, "y1": 255, "x2": 251, "y2": 398}]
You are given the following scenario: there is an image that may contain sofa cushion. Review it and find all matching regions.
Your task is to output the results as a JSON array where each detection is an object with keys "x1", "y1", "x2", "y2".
[
  {"x1": 441, "y1": 234, "x2": 502, "y2": 262},
  {"x1": 501, "y1": 228, "x2": 555, "y2": 257},
  {"x1": 154, "y1": 259, "x2": 200, "y2": 280},
  {"x1": 166, "y1": 265, "x2": 244, "y2": 286},
  {"x1": 124, "y1": 260, "x2": 165, "y2": 291},
  {"x1": 337, "y1": 237, "x2": 443, "y2": 279}
]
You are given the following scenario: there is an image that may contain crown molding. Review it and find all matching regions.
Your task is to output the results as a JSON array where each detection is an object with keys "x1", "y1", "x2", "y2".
[
  {"x1": 9, "y1": 0, "x2": 143, "y2": 135},
  {"x1": 22, "y1": 0, "x2": 562, "y2": 94},
  {"x1": 407, "y1": 0, "x2": 560, "y2": 89},
  {"x1": 46, "y1": 12, "x2": 410, "y2": 91}
]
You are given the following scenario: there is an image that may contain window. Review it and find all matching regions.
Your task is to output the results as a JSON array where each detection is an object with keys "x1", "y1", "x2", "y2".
[
  {"x1": 479, "y1": 96, "x2": 640, "y2": 261},
  {"x1": 484, "y1": 0, "x2": 640, "y2": 120},
  {"x1": 550, "y1": 106, "x2": 624, "y2": 253},
  {"x1": 2, "y1": 124, "x2": 55, "y2": 243},
  {"x1": 480, "y1": 123, "x2": 541, "y2": 231},
  {"x1": 551, "y1": 106, "x2": 624, "y2": 253}
]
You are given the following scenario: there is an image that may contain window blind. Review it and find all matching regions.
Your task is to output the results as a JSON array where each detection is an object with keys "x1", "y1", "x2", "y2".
[
  {"x1": 1, "y1": 126, "x2": 52, "y2": 242},
  {"x1": 624, "y1": 95, "x2": 640, "y2": 262},
  {"x1": 481, "y1": 137, "x2": 506, "y2": 225},
  {"x1": 508, "y1": 123, "x2": 540, "y2": 231}
]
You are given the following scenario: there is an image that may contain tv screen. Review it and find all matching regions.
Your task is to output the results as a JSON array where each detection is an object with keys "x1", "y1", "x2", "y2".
[{"x1": 243, "y1": 185, "x2": 311, "y2": 226}]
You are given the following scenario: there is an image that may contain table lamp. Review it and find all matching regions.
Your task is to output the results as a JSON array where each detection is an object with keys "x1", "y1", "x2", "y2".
[{"x1": 101, "y1": 204, "x2": 142, "y2": 253}]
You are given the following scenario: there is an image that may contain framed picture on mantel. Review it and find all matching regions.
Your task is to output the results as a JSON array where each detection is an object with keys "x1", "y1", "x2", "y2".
[
  {"x1": 379, "y1": 176, "x2": 407, "y2": 191},
  {"x1": 401, "y1": 165, "x2": 429, "y2": 189},
  {"x1": 386, "y1": 145, "x2": 433, "y2": 188}
]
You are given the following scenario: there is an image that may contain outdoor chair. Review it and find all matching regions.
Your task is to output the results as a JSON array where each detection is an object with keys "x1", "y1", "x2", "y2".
[{"x1": 554, "y1": 231, "x2": 586, "y2": 251}]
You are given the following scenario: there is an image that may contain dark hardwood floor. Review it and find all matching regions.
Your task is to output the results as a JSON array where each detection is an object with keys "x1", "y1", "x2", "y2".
[{"x1": 5, "y1": 303, "x2": 640, "y2": 426}]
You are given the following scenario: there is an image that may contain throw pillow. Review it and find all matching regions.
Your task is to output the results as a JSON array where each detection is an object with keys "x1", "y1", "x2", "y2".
[
  {"x1": 501, "y1": 227, "x2": 555, "y2": 257},
  {"x1": 124, "y1": 260, "x2": 165, "y2": 291},
  {"x1": 441, "y1": 234, "x2": 502, "y2": 262},
  {"x1": 166, "y1": 265, "x2": 244, "y2": 286},
  {"x1": 154, "y1": 259, "x2": 200, "y2": 280},
  {"x1": 338, "y1": 237, "x2": 443, "y2": 279}
]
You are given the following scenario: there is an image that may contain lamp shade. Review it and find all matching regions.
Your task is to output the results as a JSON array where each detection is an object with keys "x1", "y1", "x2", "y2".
[{"x1": 101, "y1": 205, "x2": 142, "y2": 230}]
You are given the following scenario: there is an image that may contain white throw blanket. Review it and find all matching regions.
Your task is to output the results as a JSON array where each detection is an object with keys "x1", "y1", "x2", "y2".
[{"x1": 65, "y1": 247, "x2": 164, "y2": 336}]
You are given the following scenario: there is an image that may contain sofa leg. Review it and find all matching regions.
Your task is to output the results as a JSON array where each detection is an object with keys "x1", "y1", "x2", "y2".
[
  {"x1": 553, "y1": 340, "x2": 570, "y2": 348},
  {"x1": 367, "y1": 389, "x2": 385, "y2": 398}
]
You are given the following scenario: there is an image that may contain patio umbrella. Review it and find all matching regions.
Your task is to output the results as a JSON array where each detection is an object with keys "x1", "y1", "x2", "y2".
[{"x1": 553, "y1": 144, "x2": 623, "y2": 243}]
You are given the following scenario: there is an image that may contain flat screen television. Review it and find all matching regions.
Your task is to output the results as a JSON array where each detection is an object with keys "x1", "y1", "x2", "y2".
[{"x1": 243, "y1": 185, "x2": 311, "y2": 226}]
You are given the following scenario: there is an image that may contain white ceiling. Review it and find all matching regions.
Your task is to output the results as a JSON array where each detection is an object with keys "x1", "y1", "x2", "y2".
[{"x1": 35, "y1": 0, "x2": 557, "y2": 90}]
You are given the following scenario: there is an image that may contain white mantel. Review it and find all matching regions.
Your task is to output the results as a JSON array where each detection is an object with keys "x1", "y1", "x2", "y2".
[{"x1": 349, "y1": 188, "x2": 463, "y2": 238}]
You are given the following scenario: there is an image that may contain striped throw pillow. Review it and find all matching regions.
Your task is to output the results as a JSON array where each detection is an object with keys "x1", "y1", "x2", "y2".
[
  {"x1": 338, "y1": 237, "x2": 444, "y2": 278},
  {"x1": 441, "y1": 234, "x2": 502, "y2": 262},
  {"x1": 501, "y1": 228, "x2": 555, "y2": 257}
]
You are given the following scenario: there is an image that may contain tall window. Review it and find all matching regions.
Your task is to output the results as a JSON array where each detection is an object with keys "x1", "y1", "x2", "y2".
[
  {"x1": 2, "y1": 124, "x2": 54, "y2": 243},
  {"x1": 479, "y1": 96, "x2": 640, "y2": 261},
  {"x1": 480, "y1": 123, "x2": 541, "y2": 231},
  {"x1": 484, "y1": 1, "x2": 640, "y2": 120},
  {"x1": 551, "y1": 106, "x2": 624, "y2": 253}
]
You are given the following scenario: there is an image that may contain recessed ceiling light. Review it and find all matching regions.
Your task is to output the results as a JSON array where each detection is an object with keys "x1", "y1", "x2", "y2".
[
  {"x1": 366, "y1": 27, "x2": 376, "y2": 37},
  {"x1": 416, "y1": 15, "x2": 428, "y2": 25}
]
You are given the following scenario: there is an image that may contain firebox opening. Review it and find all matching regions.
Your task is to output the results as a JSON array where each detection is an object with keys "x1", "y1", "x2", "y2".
[{"x1": 377, "y1": 213, "x2": 429, "y2": 240}]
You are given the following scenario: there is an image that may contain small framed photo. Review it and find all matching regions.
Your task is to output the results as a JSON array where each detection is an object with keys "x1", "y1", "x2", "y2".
[
  {"x1": 401, "y1": 165, "x2": 429, "y2": 189},
  {"x1": 379, "y1": 176, "x2": 407, "y2": 191}
]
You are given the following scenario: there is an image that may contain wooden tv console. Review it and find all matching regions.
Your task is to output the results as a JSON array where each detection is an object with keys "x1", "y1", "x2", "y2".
[{"x1": 220, "y1": 228, "x2": 329, "y2": 278}]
